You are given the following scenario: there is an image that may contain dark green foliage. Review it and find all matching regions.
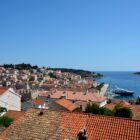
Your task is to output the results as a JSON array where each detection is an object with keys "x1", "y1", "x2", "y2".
[
  {"x1": 3, "y1": 64, "x2": 14, "y2": 69},
  {"x1": 0, "y1": 116, "x2": 13, "y2": 127},
  {"x1": 85, "y1": 103, "x2": 92, "y2": 113},
  {"x1": 49, "y1": 73, "x2": 57, "y2": 78},
  {"x1": 85, "y1": 103, "x2": 132, "y2": 118},
  {"x1": 48, "y1": 68, "x2": 103, "y2": 78},
  {"x1": 85, "y1": 103, "x2": 100, "y2": 114},
  {"x1": 102, "y1": 108, "x2": 114, "y2": 116},
  {"x1": 32, "y1": 65, "x2": 38, "y2": 69},
  {"x1": 0, "y1": 107, "x2": 7, "y2": 113},
  {"x1": 114, "y1": 105, "x2": 133, "y2": 118},
  {"x1": 114, "y1": 104, "x2": 123, "y2": 111},
  {"x1": 91, "y1": 103, "x2": 100, "y2": 114},
  {"x1": 2, "y1": 63, "x2": 38, "y2": 70},
  {"x1": 85, "y1": 103, "x2": 113, "y2": 116},
  {"x1": 99, "y1": 107, "x2": 106, "y2": 115}
]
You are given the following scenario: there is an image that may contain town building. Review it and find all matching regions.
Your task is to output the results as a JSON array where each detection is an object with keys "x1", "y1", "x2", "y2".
[
  {"x1": 48, "y1": 98, "x2": 81, "y2": 112},
  {"x1": 0, "y1": 87, "x2": 21, "y2": 111},
  {"x1": 48, "y1": 90, "x2": 107, "y2": 109}
]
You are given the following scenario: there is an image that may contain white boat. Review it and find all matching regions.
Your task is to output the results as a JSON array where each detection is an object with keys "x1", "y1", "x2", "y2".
[{"x1": 112, "y1": 86, "x2": 134, "y2": 96}]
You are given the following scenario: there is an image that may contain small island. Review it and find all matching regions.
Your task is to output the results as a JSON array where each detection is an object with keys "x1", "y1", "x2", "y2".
[{"x1": 134, "y1": 72, "x2": 140, "y2": 75}]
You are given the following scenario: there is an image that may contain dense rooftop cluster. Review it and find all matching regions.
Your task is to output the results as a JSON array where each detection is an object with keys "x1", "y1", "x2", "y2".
[
  {"x1": 0, "y1": 64, "x2": 140, "y2": 139},
  {"x1": 0, "y1": 108, "x2": 140, "y2": 140}
]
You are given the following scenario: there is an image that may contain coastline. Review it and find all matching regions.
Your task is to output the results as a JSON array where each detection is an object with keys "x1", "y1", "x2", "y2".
[{"x1": 95, "y1": 71, "x2": 140, "y2": 100}]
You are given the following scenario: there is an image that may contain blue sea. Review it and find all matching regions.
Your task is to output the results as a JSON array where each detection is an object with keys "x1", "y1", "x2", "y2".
[{"x1": 95, "y1": 71, "x2": 140, "y2": 100}]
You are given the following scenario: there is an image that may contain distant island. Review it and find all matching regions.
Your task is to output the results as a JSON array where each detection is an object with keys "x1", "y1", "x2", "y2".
[
  {"x1": 48, "y1": 68, "x2": 103, "y2": 78},
  {"x1": 134, "y1": 72, "x2": 140, "y2": 75}
]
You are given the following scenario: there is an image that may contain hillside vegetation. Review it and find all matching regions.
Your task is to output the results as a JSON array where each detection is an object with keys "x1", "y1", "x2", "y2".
[{"x1": 48, "y1": 68, "x2": 103, "y2": 78}]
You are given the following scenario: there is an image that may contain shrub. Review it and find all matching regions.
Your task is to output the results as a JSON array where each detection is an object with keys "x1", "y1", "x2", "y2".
[
  {"x1": 114, "y1": 105, "x2": 133, "y2": 118},
  {"x1": 85, "y1": 103, "x2": 92, "y2": 113},
  {"x1": 0, "y1": 107, "x2": 7, "y2": 113},
  {"x1": 103, "y1": 108, "x2": 114, "y2": 116},
  {"x1": 99, "y1": 107, "x2": 106, "y2": 115},
  {"x1": 49, "y1": 73, "x2": 57, "y2": 78},
  {"x1": 85, "y1": 103, "x2": 100, "y2": 114},
  {"x1": 99, "y1": 107, "x2": 114, "y2": 116},
  {"x1": 0, "y1": 116, "x2": 13, "y2": 127},
  {"x1": 114, "y1": 104, "x2": 123, "y2": 111},
  {"x1": 85, "y1": 103, "x2": 133, "y2": 119},
  {"x1": 91, "y1": 103, "x2": 100, "y2": 114},
  {"x1": 85, "y1": 103, "x2": 113, "y2": 116}
]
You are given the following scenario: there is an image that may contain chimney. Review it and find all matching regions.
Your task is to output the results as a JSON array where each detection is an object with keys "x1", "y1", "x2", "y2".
[
  {"x1": 38, "y1": 110, "x2": 44, "y2": 116},
  {"x1": 73, "y1": 92, "x2": 76, "y2": 94},
  {"x1": 83, "y1": 92, "x2": 86, "y2": 95},
  {"x1": 77, "y1": 128, "x2": 88, "y2": 140}
]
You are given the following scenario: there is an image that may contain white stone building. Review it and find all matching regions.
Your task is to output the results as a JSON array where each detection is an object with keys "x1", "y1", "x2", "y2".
[{"x1": 0, "y1": 87, "x2": 21, "y2": 111}]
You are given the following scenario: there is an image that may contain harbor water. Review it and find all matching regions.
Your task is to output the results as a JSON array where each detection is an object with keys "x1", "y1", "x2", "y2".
[{"x1": 94, "y1": 71, "x2": 140, "y2": 100}]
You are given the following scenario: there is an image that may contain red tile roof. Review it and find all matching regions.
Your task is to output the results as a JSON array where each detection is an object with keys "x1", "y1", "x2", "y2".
[
  {"x1": 32, "y1": 99, "x2": 44, "y2": 105},
  {"x1": 55, "y1": 98, "x2": 77, "y2": 111},
  {"x1": 50, "y1": 90, "x2": 106, "y2": 103},
  {"x1": 86, "y1": 115, "x2": 140, "y2": 140},
  {"x1": 0, "y1": 108, "x2": 140, "y2": 140},
  {"x1": 119, "y1": 100, "x2": 130, "y2": 106},
  {"x1": 0, "y1": 87, "x2": 8, "y2": 95},
  {"x1": 4, "y1": 111, "x2": 24, "y2": 120}
]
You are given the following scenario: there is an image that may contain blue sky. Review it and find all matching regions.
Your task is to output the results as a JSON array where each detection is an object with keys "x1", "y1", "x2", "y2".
[{"x1": 0, "y1": 0, "x2": 140, "y2": 71}]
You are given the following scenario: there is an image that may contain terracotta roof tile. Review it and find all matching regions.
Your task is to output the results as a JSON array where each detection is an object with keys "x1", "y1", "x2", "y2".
[
  {"x1": 32, "y1": 99, "x2": 44, "y2": 105},
  {"x1": 0, "y1": 87, "x2": 8, "y2": 95},
  {"x1": 55, "y1": 99, "x2": 77, "y2": 111},
  {"x1": 50, "y1": 90, "x2": 106, "y2": 102},
  {"x1": 87, "y1": 115, "x2": 140, "y2": 140},
  {"x1": 4, "y1": 111, "x2": 24, "y2": 120},
  {"x1": 0, "y1": 109, "x2": 140, "y2": 140}
]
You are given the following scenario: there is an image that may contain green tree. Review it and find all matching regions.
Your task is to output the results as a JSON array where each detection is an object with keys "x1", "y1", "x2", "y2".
[
  {"x1": 99, "y1": 107, "x2": 114, "y2": 116},
  {"x1": 103, "y1": 108, "x2": 114, "y2": 116},
  {"x1": 91, "y1": 103, "x2": 100, "y2": 114},
  {"x1": 114, "y1": 105, "x2": 133, "y2": 118},
  {"x1": 85, "y1": 103, "x2": 92, "y2": 113},
  {"x1": 99, "y1": 107, "x2": 106, "y2": 115},
  {"x1": 49, "y1": 73, "x2": 57, "y2": 78},
  {"x1": 0, "y1": 116, "x2": 13, "y2": 127},
  {"x1": 85, "y1": 103, "x2": 133, "y2": 118},
  {"x1": 85, "y1": 103, "x2": 100, "y2": 114}
]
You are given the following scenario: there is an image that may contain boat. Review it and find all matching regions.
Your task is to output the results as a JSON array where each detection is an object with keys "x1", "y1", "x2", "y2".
[{"x1": 112, "y1": 86, "x2": 134, "y2": 96}]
